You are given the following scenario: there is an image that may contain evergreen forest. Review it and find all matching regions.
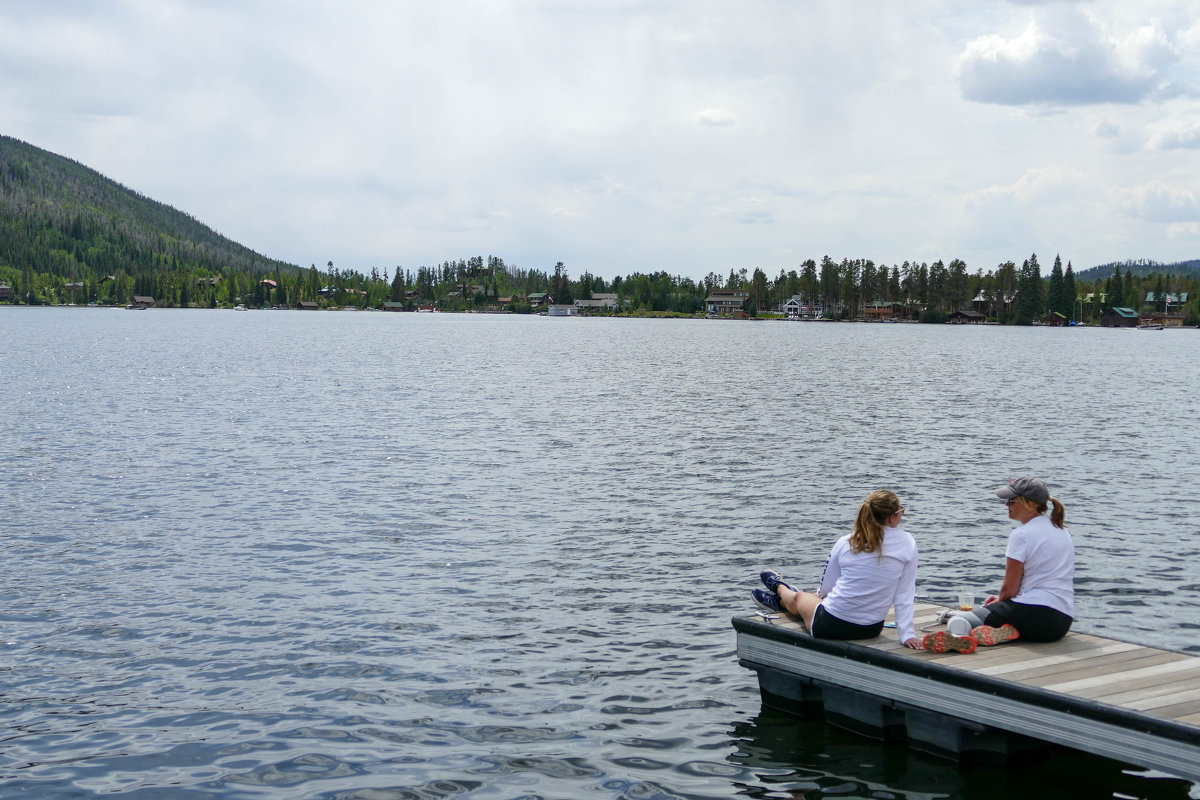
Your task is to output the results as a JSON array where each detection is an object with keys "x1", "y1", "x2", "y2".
[{"x1": 2, "y1": 134, "x2": 1199, "y2": 325}]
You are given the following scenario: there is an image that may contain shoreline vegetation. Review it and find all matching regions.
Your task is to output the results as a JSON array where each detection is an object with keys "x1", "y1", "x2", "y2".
[{"x1": 3, "y1": 134, "x2": 1199, "y2": 327}]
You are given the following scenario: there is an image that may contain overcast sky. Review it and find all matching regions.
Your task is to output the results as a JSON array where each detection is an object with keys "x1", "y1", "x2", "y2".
[{"x1": 4, "y1": 1, "x2": 1200, "y2": 281}]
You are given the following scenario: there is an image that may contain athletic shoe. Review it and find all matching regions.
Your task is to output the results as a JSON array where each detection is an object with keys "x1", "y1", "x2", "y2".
[
  {"x1": 760, "y1": 570, "x2": 797, "y2": 595},
  {"x1": 922, "y1": 630, "x2": 977, "y2": 654},
  {"x1": 973, "y1": 624, "x2": 1020, "y2": 646},
  {"x1": 934, "y1": 608, "x2": 956, "y2": 626},
  {"x1": 947, "y1": 615, "x2": 973, "y2": 637},
  {"x1": 750, "y1": 588, "x2": 783, "y2": 613}
]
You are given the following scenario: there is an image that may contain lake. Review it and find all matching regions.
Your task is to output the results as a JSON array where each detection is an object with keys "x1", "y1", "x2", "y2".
[{"x1": 2, "y1": 307, "x2": 1198, "y2": 799}]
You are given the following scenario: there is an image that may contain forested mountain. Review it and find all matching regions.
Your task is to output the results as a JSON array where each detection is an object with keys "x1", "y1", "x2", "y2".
[
  {"x1": 1076, "y1": 259, "x2": 1200, "y2": 282},
  {"x1": 0, "y1": 134, "x2": 295, "y2": 304}
]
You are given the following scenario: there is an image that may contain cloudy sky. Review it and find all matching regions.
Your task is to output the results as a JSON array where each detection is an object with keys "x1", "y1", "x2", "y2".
[{"x1": 4, "y1": 1, "x2": 1200, "y2": 281}]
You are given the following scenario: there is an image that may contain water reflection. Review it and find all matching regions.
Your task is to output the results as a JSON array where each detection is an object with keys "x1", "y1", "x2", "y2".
[{"x1": 730, "y1": 707, "x2": 1197, "y2": 800}]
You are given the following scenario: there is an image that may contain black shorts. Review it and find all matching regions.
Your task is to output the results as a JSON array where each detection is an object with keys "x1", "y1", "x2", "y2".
[
  {"x1": 810, "y1": 604, "x2": 885, "y2": 640},
  {"x1": 979, "y1": 600, "x2": 1072, "y2": 643}
]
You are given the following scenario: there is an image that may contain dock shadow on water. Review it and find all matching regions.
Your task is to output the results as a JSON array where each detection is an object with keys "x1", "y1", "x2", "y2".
[{"x1": 731, "y1": 707, "x2": 1198, "y2": 800}]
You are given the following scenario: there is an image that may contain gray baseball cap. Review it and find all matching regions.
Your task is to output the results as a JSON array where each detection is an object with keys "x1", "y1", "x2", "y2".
[{"x1": 994, "y1": 477, "x2": 1049, "y2": 504}]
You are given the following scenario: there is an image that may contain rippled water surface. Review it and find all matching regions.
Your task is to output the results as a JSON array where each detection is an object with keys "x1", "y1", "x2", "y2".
[{"x1": 2, "y1": 308, "x2": 1198, "y2": 799}]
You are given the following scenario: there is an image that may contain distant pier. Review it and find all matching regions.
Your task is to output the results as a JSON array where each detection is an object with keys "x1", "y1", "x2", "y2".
[{"x1": 734, "y1": 602, "x2": 1200, "y2": 783}]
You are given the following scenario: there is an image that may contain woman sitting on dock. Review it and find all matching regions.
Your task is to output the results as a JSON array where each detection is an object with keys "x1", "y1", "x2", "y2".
[
  {"x1": 751, "y1": 490, "x2": 923, "y2": 650},
  {"x1": 939, "y1": 477, "x2": 1074, "y2": 648}
]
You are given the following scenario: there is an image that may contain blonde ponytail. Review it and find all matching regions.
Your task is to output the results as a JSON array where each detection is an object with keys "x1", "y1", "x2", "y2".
[{"x1": 850, "y1": 490, "x2": 900, "y2": 554}]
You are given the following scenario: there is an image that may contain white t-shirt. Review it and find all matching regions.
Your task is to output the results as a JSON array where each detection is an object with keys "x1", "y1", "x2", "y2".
[
  {"x1": 1007, "y1": 515, "x2": 1074, "y2": 616},
  {"x1": 817, "y1": 526, "x2": 918, "y2": 643}
]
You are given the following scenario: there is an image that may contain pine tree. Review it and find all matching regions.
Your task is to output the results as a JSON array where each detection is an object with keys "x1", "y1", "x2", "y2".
[
  {"x1": 1014, "y1": 255, "x2": 1044, "y2": 324},
  {"x1": 1064, "y1": 262, "x2": 1077, "y2": 321},
  {"x1": 1047, "y1": 255, "x2": 1067, "y2": 317},
  {"x1": 390, "y1": 268, "x2": 404, "y2": 302}
]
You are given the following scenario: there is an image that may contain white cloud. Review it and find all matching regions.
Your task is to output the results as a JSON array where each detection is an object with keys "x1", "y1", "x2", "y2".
[
  {"x1": 1113, "y1": 182, "x2": 1200, "y2": 222},
  {"x1": 696, "y1": 108, "x2": 737, "y2": 128},
  {"x1": 964, "y1": 167, "x2": 1086, "y2": 208},
  {"x1": 957, "y1": 11, "x2": 1172, "y2": 106},
  {"x1": 1166, "y1": 221, "x2": 1200, "y2": 238},
  {"x1": 1148, "y1": 123, "x2": 1200, "y2": 149}
]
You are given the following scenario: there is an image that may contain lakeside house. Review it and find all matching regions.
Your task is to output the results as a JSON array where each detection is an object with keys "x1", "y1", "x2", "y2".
[
  {"x1": 1142, "y1": 312, "x2": 1187, "y2": 327},
  {"x1": 527, "y1": 292, "x2": 553, "y2": 309},
  {"x1": 1100, "y1": 307, "x2": 1139, "y2": 327},
  {"x1": 574, "y1": 292, "x2": 619, "y2": 312},
  {"x1": 128, "y1": 295, "x2": 155, "y2": 309},
  {"x1": 971, "y1": 290, "x2": 1016, "y2": 316},
  {"x1": 706, "y1": 289, "x2": 749, "y2": 316},
  {"x1": 949, "y1": 309, "x2": 986, "y2": 324},
  {"x1": 380, "y1": 301, "x2": 406, "y2": 312},
  {"x1": 861, "y1": 301, "x2": 902, "y2": 321},
  {"x1": 298, "y1": 301, "x2": 319, "y2": 310},
  {"x1": 1146, "y1": 291, "x2": 1189, "y2": 309},
  {"x1": 0, "y1": 283, "x2": 13, "y2": 301}
]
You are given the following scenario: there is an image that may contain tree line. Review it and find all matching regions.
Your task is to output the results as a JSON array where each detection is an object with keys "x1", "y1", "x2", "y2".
[{"x1": 6, "y1": 247, "x2": 1199, "y2": 325}]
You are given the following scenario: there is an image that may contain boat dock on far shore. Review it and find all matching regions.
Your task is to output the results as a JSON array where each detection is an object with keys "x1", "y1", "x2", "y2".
[{"x1": 734, "y1": 602, "x2": 1200, "y2": 784}]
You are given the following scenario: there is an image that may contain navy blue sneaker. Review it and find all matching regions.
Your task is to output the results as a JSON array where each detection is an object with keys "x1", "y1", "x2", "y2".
[
  {"x1": 750, "y1": 588, "x2": 783, "y2": 613},
  {"x1": 760, "y1": 570, "x2": 797, "y2": 595}
]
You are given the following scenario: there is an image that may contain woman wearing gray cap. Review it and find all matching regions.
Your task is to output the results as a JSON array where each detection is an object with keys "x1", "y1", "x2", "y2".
[{"x1": 939, "y1": 477, "x2": 1074, "y2": 646}]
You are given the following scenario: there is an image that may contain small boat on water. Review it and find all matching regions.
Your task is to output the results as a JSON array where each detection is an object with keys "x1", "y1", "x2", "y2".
[
  {"x1": 233, "y1": 304, "x2": 247, "y2": 311},
  {"x1": 1137, "y1": 323, "x2": 1163, "y2": 330}
]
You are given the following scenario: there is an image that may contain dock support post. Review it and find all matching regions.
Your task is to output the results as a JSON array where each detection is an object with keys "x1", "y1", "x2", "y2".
[
  {"x1": 902, "y1": 705, "x2": 1046, "y2": 763},
  {"x1": 749, "y1": 664, "x2": 822, "y2": 718}
]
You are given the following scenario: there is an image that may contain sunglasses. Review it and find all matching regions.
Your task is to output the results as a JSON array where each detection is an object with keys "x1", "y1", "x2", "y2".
[{"x1": 1005, "y1": 498, "x2": 1021, "y2": 506}]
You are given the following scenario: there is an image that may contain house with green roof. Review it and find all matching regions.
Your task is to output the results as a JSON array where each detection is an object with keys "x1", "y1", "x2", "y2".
[{"x1": 1100, "y1": 307, "x2": 1139, "y2": 328}]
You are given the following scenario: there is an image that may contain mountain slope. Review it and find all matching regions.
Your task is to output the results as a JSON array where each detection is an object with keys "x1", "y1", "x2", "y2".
[{"x1": 0, "y1": 134, "x2": 296, "y2": 280}]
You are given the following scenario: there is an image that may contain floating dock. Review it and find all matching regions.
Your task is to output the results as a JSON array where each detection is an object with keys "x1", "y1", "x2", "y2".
[{"x1": 734, "y1": 601, "x2": 1200, "y2": 783}]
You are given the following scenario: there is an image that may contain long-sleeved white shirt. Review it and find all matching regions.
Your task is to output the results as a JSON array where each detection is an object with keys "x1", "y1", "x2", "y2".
[{"x1": 818, "y1": 526, "x2": 918, "y2": 643}]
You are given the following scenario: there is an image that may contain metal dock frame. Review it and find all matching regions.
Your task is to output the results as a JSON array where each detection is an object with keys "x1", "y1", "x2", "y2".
[{"x1": 734, "y1": 614, "x2": 1200, "y2": 782}]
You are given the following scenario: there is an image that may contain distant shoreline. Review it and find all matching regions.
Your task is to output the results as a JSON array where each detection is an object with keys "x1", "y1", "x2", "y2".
[{"x1": 6, "y1": 303, "x2": 1196, "y2": 329}]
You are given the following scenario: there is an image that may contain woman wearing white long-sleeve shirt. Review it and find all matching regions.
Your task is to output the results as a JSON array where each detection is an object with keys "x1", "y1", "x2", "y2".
[{"x1": 752, "y1": 490, "x2": 923, "y2": 650}]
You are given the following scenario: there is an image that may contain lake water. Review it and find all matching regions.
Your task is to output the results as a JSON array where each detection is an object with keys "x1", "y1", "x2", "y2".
[{"x1": 2, "y1": 307, "x2": 1198, "y2": 799}]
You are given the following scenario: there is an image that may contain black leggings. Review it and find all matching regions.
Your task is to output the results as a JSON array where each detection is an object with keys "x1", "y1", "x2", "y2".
[
  {"x1": 978, "y1": 600, "x2": 1072, "y2": 642},
  {"x1": 811, "y1": 604, "x2": 885, "y2": 640}
]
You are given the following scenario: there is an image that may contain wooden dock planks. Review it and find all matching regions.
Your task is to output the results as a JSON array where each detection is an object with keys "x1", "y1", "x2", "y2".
[{"x1": 735, "y1": 601, "x2": 1200, "y2": 782}]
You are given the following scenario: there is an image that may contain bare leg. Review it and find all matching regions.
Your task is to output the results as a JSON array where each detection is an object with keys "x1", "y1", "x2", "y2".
[{"x1": 777, "y1": 585, "x2": 822, "y2": 632}]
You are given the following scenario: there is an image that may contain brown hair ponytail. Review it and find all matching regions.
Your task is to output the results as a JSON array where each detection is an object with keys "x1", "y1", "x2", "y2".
[
  {"x1": 1048, "y1": 496, "x2": 1066, "y2": 528},
  {"x1": 850, "y1": 490, "x2": 901, "y2": 554},
  {"x1": 1029, "y1": 495, "x2": 1066, "y2": 529}
]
